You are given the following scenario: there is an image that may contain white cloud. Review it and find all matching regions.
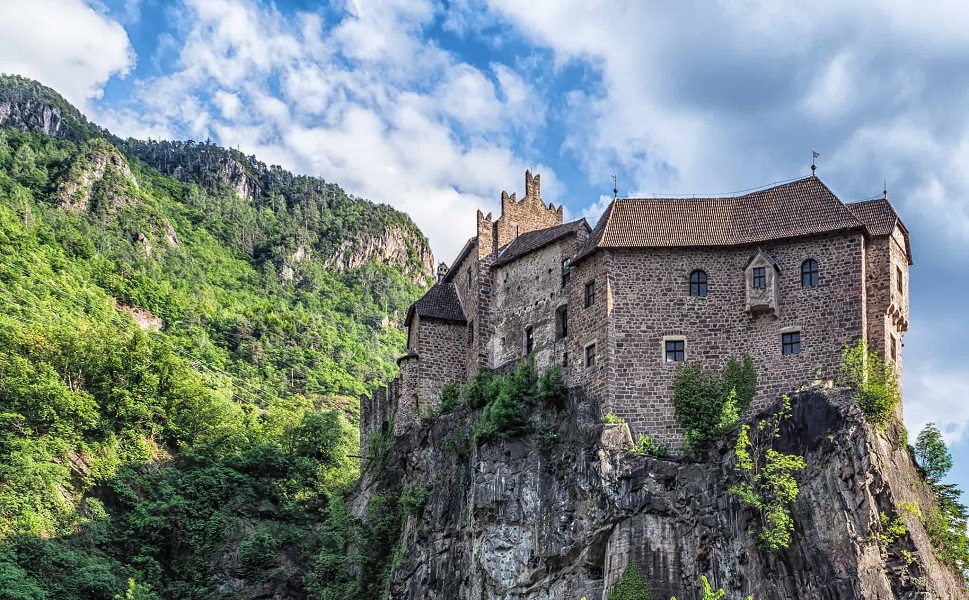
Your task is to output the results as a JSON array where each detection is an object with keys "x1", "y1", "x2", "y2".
[
  {"x1": 97, "y1": 0, "x2": 556, "y2": 264},
  {"x1": 905, "y1": 362, "x2": 969, "y2": 446},
  {"x1": 0, "y1": 0, "x2": 135, "y2": 110}
]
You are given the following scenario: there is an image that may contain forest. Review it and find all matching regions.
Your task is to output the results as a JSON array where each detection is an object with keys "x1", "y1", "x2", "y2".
[{"x1": 0, "y1": 74, "x2": 430, "y2": 599}]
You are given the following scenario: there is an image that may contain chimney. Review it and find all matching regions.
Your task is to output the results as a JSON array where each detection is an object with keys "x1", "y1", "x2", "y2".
[{"x1": 436, "y1": 262, "x2": 449, "y2": 283}]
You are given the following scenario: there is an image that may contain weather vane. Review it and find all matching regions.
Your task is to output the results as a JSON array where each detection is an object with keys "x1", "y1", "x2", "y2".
[
  {"x1": 811, "y1": 150, "x2": 820, "y2": 175},
  {"x1": 612, "y1": 174, "x2": 618, "y2": 200}
]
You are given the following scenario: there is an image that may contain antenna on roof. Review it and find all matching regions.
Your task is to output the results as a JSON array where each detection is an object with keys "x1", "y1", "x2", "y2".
[
  {"x1": 612, "y1": 174, "x2": 618, "y2": 200},
  {"x1": 883, "y1": 180, "x2": 888, "y2": 200},
  {"x1": 811, "y1": 150, "x2": 820, "y2": 176}
]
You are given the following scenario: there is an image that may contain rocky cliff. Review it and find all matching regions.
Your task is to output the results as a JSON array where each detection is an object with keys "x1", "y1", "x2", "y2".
[{"x1": 354, "y1": 386, "x2": 967, "y2": 600}]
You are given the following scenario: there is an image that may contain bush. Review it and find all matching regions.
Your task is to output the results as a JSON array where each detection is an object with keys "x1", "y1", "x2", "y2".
[
  {"x1": 673, "y1": 356, "x2": 754, "y2": 449},
  {"x1": 632, "y1": 434, "x2": 668, "y2": 458},
  {"x1": 398, "y1": 482, "x2": 430, "y2": 517},
  {"x1": 729, "y1": 396, "x2": 805, "y2": 552},
  {"x1": 603, "y1": 413, "x2": 625, "y2": 425},
  {"x1": 436, "y1": 382, "x2": 462, "y2": 414},
  {"x1": 671, "y1": 575, "x2": 752, "y2": 600},
  {"x1": 473, "y1": 361, "x2": 540, "y2": 443},
  {"x1": 838, "y1": 340, "x2": 900, "y2": 426},
  {"x1": 462, "y1": 370, "x2": 500, "y2": 410},
  {"x1": 607, "y1": 563, "x2": 652, "y2": 600},
  {"x1": 915, "y1": 422, "x2": 952, "y2": 482}
]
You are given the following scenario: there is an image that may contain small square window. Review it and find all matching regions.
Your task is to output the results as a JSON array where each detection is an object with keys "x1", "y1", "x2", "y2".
[
  {"x1": 525, "y1": 326, "x2": 534, "y2": 355},
  {"x1": 585, "y1": 343, "x2": 596, "y2": 368},
  {"x1": 665, "y1": 340, "x2": 685, "y2": 362},
  {"x1": 753, "y1": 267, "x2": 766, "y2": 289},
  {"x1": 584, "y1": 280, "x2": 596, "y2": 308},
  {"x1": 782, "y1": 332, "x2": 801, "y2": 356}
]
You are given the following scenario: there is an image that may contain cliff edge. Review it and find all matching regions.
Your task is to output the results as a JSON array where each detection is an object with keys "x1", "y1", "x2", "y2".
[{"x1": 354, "y1": 386, "x2": 967, "y2": 599}]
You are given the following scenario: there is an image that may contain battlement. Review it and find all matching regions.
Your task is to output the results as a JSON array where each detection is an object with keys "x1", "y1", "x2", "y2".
[{"x1": 479, "y1": 170, "x2": 564, "y2": 256}]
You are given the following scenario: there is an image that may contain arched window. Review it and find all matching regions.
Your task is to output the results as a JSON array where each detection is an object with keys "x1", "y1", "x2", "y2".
[
  {"x1": 801, "y1": 259, "x2": 819, "y2": 288},
  {"x1": 689, "y1": 270, "x2": 708, "y2": 297}
]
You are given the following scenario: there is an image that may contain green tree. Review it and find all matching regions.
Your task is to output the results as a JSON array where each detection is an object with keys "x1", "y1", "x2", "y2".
[
  {"x1": 671, "y1": 575, "x2": 752, "y2": 600},
  {"x1": 915, "y1": 422, "x2": 953, "y2": 482}
]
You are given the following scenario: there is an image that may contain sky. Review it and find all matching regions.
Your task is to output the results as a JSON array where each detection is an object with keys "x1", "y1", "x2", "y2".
[{"x1": 2, "y1": 0, "x2": 968, "y2": 487}]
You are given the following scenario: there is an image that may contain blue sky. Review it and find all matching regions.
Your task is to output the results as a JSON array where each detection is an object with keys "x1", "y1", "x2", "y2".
[{"x1": 2, "y1": 0, "x2": 969, "y2": 489}]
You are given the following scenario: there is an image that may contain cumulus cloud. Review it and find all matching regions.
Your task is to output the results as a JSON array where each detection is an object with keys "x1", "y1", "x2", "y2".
[
  {"x1": 95, "y1": 0, "x2": 558, "y2": 263},
  {"x1": 0, "y1": 0, "x2": 135, "y2": 110}
]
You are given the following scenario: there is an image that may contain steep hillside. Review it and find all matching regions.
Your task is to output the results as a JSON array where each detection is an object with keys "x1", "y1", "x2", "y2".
[{"x1": 0, "y1": 75, "x2": 431, "y2": 599}]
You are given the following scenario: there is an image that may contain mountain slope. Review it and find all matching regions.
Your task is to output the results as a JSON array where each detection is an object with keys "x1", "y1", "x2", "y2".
[{"x1": 0, "y1": 74, "x2": 431, "y2": 599}]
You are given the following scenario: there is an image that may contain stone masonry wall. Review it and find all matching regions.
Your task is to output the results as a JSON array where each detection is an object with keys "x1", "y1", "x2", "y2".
[
  {"x1": 490, "y1": 238, "x2": 575, "y2": 372},
  {"x1": 605, "y1": 231, "x2": 867, "y2": 446},
  {"x1": 565, "y1": 250, "x2": 612, "y2": 405},
  {"x1": 494, "y1": 171, "x2": 563, "y2": 250},
  {"x1": 417, "y1": 319, "x2": 468, "y2": 411},
  {"x1": 863, "y1": 226, "x2": 910, "y2": 383}
]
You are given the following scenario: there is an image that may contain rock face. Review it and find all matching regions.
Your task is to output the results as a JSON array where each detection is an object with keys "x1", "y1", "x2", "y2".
[
  {"x1": 356, "y1": 387, "x2": 967, "y2": 600},
  {"x1": 57, "y1": 141, "x2": 139, "y2": 212},
  {"x1": 324, "y1": 225, "x2": 435, "y2": 287},
  {"x1": 0, "y1": 98, "x2": 63, "y2": 137}
]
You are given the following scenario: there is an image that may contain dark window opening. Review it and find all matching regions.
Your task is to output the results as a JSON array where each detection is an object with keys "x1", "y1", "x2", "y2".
[
  {"x1": 468, "y1": 320, "x2": 474, "y2": 346},
  {"x1": 665, "y1": 340, "x2": 685, "y2": 362},
  {"x1": 561, "y1": 258, "x2": 572, "y2": 287},
  {"x1": 753, "y1": 267, "x2": 766, "y2": 289},
  {"x1": 556, "y1": 306, "x2": 568, "y2": 339},
  {"x1": 801, "y1": 259, "x2": 819, "y2": 288},
  {"x1": 896, "y1": 266, "x2": 903, "y2": 294},
  {"x1": 689, "y1": 270, "x2": 708, "y2": 297},
  {"x1": 525, "y1": 326, "x2": 534, "y2": 355},
  {"x1": 584, "y1": 280, "x2": 596, "y2": 308},
  {"x1": 467, "y1": 268, "x2": 471, "y2": 288},
  {"x1": 562, "y1": 351, "x2": 568, "y2": 367},
  {"x1": 782, "y1": 332, "x2": 801, "y2": 356},
  {"x1": 891, "y1": 336, "x2": 897, "y2": 362},
  {"x1": 585, "y1": 343, "x2": 596, "y2": 368}
]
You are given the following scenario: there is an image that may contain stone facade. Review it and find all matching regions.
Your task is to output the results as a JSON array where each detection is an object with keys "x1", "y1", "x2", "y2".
[{"x1": 364, "y1": 174, "x2": 912, "y2": 450}]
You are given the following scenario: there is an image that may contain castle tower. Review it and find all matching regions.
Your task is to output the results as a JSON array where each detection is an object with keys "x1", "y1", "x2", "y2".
[{"x1": 479, "y1": 170, "x2": 564, "y2": 257}]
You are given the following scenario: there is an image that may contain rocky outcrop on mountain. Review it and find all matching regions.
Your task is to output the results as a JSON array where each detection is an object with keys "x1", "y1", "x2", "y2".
[
  {"x1": 0, "y1": 96, "x2": 63, "y2": 138},
  {"x1": 324, "y1": 225, "x2": 435, "y2": 287},
  {"x1": 58, "y1": 140, "x2": 139, "y2": 212},
  {"x1": 355, "y1": 387, "x2": 967, "y2": 600}
]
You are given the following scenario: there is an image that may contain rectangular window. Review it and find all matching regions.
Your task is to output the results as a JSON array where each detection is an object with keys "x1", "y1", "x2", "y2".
[
  {"x1": 896, "y1": 266, "x2": 903, "y2": 294},
  {"x1": 468, "y1": 320, "x2": 474, "y2": 346},
  {"x1": 557, "y1": 306, "x2": 568, "y2": 339},
  {"x1": 665, "y1": 340, "x2": 685, "y2": 362},
  {"x1": 782, "y1": 332, "x2": 801, "y2": 356},
  {"x1": 585, "y1": 343, "x2": 596, "y2": 368},
  {"x1": 525, "y1": 326, "x2": 534, "y2": 355},
  {"x1": 753, "y1": 267, "x2": 766, "y2": 289},
  {"x1": 584, "y1": 280, "x2": 596, "y2": 308},
  {"x1": 891, "y1": 336, "x2": 897, "y2": 362},
  {"x1": 562, "y1": 351, "x2": 568, "y2": 367},
  {"x1": 561, "y1": 258, "x2": 572, "y2": 287}
]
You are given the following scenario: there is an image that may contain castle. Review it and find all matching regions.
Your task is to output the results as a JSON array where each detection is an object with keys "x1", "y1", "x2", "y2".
[{"x1": 361, "y1": 171, "x2": 911, "y2": 448}]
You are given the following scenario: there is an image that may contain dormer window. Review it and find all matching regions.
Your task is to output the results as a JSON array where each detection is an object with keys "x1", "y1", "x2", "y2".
[
  {"x1": 689, "y1": 270, "x2": 708, "y2": 297},
  {"x1": 801, "y1": 259, "x2": 819, "y2": 288},
  {"x1": 753, "y1": 267, "x2": 766, "y2": 289}
]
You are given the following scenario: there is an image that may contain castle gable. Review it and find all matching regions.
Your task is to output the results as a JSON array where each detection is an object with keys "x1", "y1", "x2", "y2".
[
  {"x1": 492, "y1": 219, "x2": 590, "y2": 267},
  {"x1": 846, "y1": 198, "x2": 913, "y2": 265}
]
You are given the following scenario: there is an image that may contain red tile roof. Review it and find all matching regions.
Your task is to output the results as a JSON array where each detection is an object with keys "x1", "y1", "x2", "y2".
[
  {"x1": 846, "y1": 198, "x2": 912, "y2": 264},
  {"x1": 576, "y1": 177, "x2": 867, "y2": 260}
]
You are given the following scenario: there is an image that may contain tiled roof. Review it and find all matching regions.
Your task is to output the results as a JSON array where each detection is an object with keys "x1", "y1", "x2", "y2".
[
  {"x1": 576, "y1": 177, "x2": 865, "y2": 260},
  {"x1": 405, "y1": 283, "x2": 466, "y2": 326},
  {"x1": 845, "y1": 198, "x2": 898, "y2": 236},
  {"x1": 846, "y1": 198, "x2": 912, "y2": 264},
  {"x1": 492, "y1": 220, "x2": 590, "y2": 267}
]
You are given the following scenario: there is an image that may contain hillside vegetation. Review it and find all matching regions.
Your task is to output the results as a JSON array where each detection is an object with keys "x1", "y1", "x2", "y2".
[{"x1": 0, "y1": 75, "x2": 430, "y2": 599}]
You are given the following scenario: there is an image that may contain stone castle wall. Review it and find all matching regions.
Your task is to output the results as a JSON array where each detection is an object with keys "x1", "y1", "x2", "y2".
[
  {"x1": 494, "y1": 170, "x2": 563, "y2": 249},
  {"x1": 593, "y1": 231, "x2": 867, "y2": 445},
  {"x1": 490, "y1": 237, "x2": 576, "y2": 371},
  {"x1": 863, "y1": 225, "x2": 910, "y2": 382}
]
